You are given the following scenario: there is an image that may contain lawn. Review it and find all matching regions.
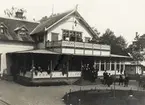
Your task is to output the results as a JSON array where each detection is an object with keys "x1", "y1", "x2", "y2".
[{"x1": 62, "y1": 89, "x2": 145, "y2": 105}]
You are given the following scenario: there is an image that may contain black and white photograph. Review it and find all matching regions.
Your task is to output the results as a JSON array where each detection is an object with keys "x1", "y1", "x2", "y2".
[{"x1": 0, "y1": 0, "x2": 145, "y2": 105}]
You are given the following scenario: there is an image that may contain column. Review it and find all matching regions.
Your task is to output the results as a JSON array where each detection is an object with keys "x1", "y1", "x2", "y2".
[
  {"x1": 110, "y1": 61, "x2": 112, "y2": 71},
  {"x1": 104, "y1": 60, "x2": 106, "y2": 71},
  {"x1": 99, "y1": 60, "x2": 101, "y2": 71},
  {"x1": 119, "y1": 61, "x2": 121, "y2": 72},
  {"x1": 123, "y1": 62, "x2": 125, "y2": 73},
  {"x1": 50, "y1": 60, "x2": 53, "y2": 78},
  {"x1": 114, "y1": 61, "x2": 117, "y2": 75},
  {"x1": 1, "y1": 53, "x2": 7, "y2": 77}
]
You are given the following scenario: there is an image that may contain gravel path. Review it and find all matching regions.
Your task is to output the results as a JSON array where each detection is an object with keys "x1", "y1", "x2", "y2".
[{"x1": 0, "y1": 80, "x2": 143, "y2": 105}]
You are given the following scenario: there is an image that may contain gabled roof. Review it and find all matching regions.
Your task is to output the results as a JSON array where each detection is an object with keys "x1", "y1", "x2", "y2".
[
  {"x1": 0, "y1": 17, "x2": 38, "y2": 42},
  {"x1": 31, "y1": 10, "x2": 73, "y2": 35},
  {"x1": 30, "y1": 9, "x2": 98, "y2": 39},
  {"x1": 14, "y1": 25, "x2": 28, "y2": 32},
  {"x1": 111, "y1": 44, "x2": 130, "y2": 57}
]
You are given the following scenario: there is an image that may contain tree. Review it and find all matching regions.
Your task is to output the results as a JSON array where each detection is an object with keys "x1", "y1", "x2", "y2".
[
  {"x1": 4, "y1": 6, "x2": 27, "y2": 19},
  {"x1": 99, "y1": 28, "x2": 116, "y2": 45},
  {"x1": 116, "y1": 35, "x2": 127, "y2": 49},
  {"x1": 127, "y1": 34, "x2": 145, "y2": 62},
  {"x1": 39, "y1": 16, "x2": 49, "y2": 23},
  {"x1": 99, "y1": 29, "x2": 127, "y2": 50}
]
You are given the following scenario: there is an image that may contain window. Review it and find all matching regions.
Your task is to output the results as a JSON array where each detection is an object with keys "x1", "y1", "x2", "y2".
[
  {"x1": 0, "y1": 23, "x2": 7, "y2": 34},
  {"x1": 85, "y1": 37, "x2": 91, "y2": 43},
  {"x1": 14, "y1": 26, "x2": 29, "y2": 39},
  {"x1": 0, "y1": 28, "x2": 4, "y2": 34},
  {"x1": 51, "y1": 33, "x2": 59, "y2": 41},
  {"x1": 111, "y1": 63, "x2": 114, "y2": 70},
  {"x1": 37, "y1": 35, "x2": 44, "y2": 42},
  {"x1": 62, "y1": 29, "x2": 82, "y2": 42},
  {"x1": 106, "y1": 62, "x2": 110, "y2": 70}
]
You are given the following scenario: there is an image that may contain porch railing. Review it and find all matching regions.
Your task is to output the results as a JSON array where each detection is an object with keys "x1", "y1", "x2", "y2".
[
  {"x1": 20, "y1": 71, "x2": 81, "y2": 79},
  {"x1": 46, "y1": 40, "x2": 110, "y2": 50}
]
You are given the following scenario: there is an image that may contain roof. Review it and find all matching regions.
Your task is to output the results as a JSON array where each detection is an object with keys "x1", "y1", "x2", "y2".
[
  {"x1": 30, "y1": 9, "x2": 98, "y2": 40},
  {"x1": 7, "y1": 49, "x2": 59, "y2": 54},
  {"x1": 0, "y1": 17, "x2": 38, "y2": 42},
  {"x1": 31, "y1": 10, "x2": 73, "y2": 35},
  {"x1": 110, "y1": 54, "x2": 131, "y2": 58},
  {"x1": 111, "y1": 44, "x2": 130, "y2": 57}
]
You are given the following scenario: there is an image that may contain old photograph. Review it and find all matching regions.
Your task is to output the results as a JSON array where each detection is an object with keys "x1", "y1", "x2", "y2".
[{"x1": 0, "y1": 0, "x2": 145, "y2": 105}]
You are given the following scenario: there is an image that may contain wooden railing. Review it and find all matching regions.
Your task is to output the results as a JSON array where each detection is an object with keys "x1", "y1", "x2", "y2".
[
  {"x1": 20, "y1": 71, "x2": 81, "y2": 79},
  {"x1": 46, "y1": 40, "x2": 110, "y2": 50}
]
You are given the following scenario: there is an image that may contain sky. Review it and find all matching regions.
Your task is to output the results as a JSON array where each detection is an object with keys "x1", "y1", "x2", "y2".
[{"x1": 0, "y1": 0, "x2": 145, "y2": 45}]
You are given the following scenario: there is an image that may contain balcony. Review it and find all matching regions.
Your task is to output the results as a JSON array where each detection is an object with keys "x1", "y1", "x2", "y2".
[
  {"x1": 46, "y1": 41, "x2": 111, "y2": 56},
  {"x1": 46, "y1": 40, "x2": 110, "y2": 50}
]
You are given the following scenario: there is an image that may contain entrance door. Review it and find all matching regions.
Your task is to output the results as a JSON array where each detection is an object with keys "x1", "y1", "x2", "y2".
[{"x1": 51, "y1": 33, "x2": 59, "y2": 41}]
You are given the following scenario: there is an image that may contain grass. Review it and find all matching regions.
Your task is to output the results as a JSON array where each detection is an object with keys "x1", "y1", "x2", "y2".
[{"x1": 62, "y1": 89, "x2": 145, "y2": 105}]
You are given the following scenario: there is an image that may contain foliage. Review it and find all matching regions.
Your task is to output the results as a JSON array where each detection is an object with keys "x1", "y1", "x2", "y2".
[
  {"x1": 39, "y1": 16, "x2": 49, "y2": 23},
  {"x1": 4, "y1": 6, "x2": 27, "y2": 19},
  {"x1": 127, "y1": 33, "x2": 145, "y2": 61},
  {"x1": 99, "y1": 28, "x2": 127, "y2": 50}
]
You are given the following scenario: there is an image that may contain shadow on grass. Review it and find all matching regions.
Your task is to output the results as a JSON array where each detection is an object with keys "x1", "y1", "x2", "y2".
[{"x1": 62, "y1": 89, "x2": 145, "y2": 105}]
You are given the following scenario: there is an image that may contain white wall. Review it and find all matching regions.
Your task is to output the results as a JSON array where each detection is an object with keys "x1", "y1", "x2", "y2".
[
  {"x1": 0, "y1": 41, "x2": 34, "y2": 75},
  {"x1": 47, "y1": 15, "x2": 93, "y2": 42}
]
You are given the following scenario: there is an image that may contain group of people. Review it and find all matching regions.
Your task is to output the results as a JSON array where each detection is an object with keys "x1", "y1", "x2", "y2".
[
  {"x1": 103, "y1": 71, "x2": 113, "y2": 87},
  {"x1": 82, "y1": 63, "x2": 99, "y2": 82},
  {"x1": 103, "y1": 70, "x2": 129, "y2": 87},
  {"x1": 30, "y1": 66, "x2": 51, "y2": 76}
]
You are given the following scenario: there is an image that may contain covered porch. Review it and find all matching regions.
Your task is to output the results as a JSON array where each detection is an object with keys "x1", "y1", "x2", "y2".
[{"x1": 6, "y1": 49, "x2": 131, "y2": 85}]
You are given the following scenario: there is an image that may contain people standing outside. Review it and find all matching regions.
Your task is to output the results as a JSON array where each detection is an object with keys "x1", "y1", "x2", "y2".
[
  {"x1": 103, "y1": 70, "x2": 108, "y2": 85},
  {"x1": 119, "y1": 74, "x2": 124, "y2": 85},
  {"x1": 124, "y1": 74, "x2": 129, "y2": 87},
  {"x1": 107, "y1": 73, "x2": 113, "y2": 87}
]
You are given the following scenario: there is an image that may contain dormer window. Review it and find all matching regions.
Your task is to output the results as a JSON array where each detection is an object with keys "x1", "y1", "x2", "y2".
[
  {"x1": 14, "y1": 26, "x2": 28, "y2": 38},
  {"x1": 0, "y1": 28, "x2": 4, "y2": 34},
  {"x1": 0, "y1": 23, "x2": 7, "y2": 34}
]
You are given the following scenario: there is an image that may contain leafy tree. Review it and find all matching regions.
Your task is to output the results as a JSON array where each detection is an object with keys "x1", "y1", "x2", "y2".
[
  {"x1": 39, "y1": 16, "x2": 49, "y2": 23},
  {"x1": 116, "y1": 35, "x2": 127, "y2": 49},
  {"x1": 127, "y1": 33, "x2": 145, "y2": 61},
  {"x1": 4, "y1": 6, "x2": 27, "y2": 19},
  {"x1": 99, "y1": 28, "x2": 116, "y2": 45}
]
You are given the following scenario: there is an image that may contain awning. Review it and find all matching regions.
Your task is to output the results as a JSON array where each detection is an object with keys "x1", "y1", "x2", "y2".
[
  {"x1": 110, "y1": 54, "x2": 132, "y2": 59},
  {"x1": 7, "y1": 49, "x2": 59, "y2": 55},
  {"x1": 7, "y1": 49, "x2": 132, "y2": 59}
]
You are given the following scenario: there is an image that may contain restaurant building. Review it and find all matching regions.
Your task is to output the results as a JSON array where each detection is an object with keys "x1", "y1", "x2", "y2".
[{"x1": 0, "y1": 8, "x2": 131, "y2": 84}]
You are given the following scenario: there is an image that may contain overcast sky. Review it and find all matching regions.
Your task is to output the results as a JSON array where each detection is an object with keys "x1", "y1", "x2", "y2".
[{"x1": 1, "y1": 0, "x2": 145, "y2": 44}]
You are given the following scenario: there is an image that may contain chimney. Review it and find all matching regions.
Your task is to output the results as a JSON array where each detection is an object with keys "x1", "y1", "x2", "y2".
[
  {"x1": 136, "y1": 32, "x2": 138, "y2": 36},
  {"x1": 15, "y1": 10, "x2": 24, "y2": 19}
]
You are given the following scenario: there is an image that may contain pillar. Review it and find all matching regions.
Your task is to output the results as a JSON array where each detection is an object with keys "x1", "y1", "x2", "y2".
[
  {"x1": 1, "y1": 53, "x2": 7, "y2": 76},
  {"x1": 119, "y1": 61, "x2": 121, "y2": 72},
  {"x1": 123, "y1": 61, "x2": 125, "y2": 73},
  {"x1": 114, "y1": 61, "x2": 117, "y2": 75},
  {"x1": 99, "y1": 60, "x2": 101, "y2": 71},
  {"x1": 104, "y1": 60, "x2": 106, "y2": 71},
  {"x1": 110, "y1": 61, "x2": 112, "y2": 71}
]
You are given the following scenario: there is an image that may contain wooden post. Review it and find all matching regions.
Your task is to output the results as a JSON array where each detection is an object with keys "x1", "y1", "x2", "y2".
[
  {"x1": 113, "y1": 61, "x2": 117, "y2": 98},
  {"x1": 104, "y1": 60, "x2": 106, "y2": 70},
  {"x1": 67, "y1": 56, "x2": 69, "y2": 80},
  {"x1": 99, "y1": 60, "x2": 101, "y2": 71},
  {"x1": 81, "y1": 61, "x2": 83, "y2": 83},
  {"x1": 50, "y1": 60, "x2": 53, "y2": 79},
  {"x1": 110, "y1": 61, "x2": 112, "y2": 71},
  {"x1": 31, "y1": 54, "x2": 34, "y2": 79}
]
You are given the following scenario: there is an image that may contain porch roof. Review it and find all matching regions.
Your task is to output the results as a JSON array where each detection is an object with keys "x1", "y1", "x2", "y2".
[
  {"x1": 110, "y1": 54, "x2": 132, "y2": 59},
  {"x1": 7, "y1": 49, "x2": 132, "y2": 59},
  {"x1": 8, "y1": 49, "x2": 59, "y2": 54}
]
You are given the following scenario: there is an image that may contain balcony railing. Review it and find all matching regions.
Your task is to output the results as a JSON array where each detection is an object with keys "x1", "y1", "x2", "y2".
[{"x1": 46, "y1": 40, "x2": 110, "y2": 50}]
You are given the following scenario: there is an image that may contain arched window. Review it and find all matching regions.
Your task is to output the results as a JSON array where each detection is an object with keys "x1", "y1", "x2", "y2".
[
  {"x1": 14, "y1": 25, "x2": 29, "y2": 39},
  {"x1": 0, "y1": 22, "x2": 7, "y2": 34}
]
